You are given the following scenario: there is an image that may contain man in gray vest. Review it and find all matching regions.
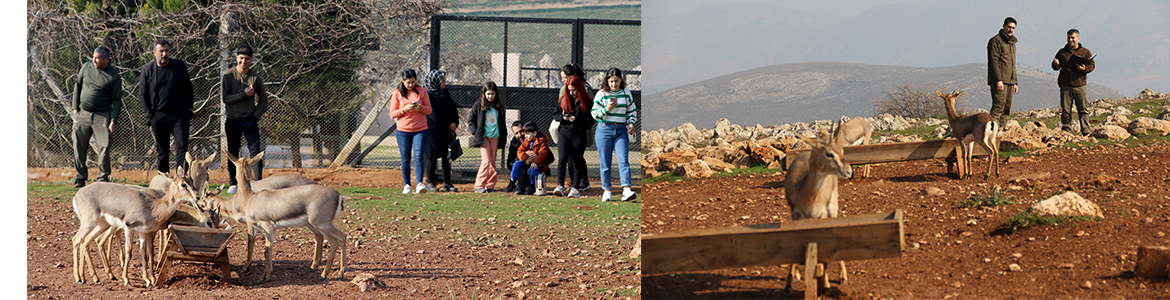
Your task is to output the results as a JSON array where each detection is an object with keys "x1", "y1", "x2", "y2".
[
  {"x1": 71, "y1": 46, "x2": 122, "y2": 188},
  {"x1": 221, "y1": 45, "x2": 268, "y2": 193}
]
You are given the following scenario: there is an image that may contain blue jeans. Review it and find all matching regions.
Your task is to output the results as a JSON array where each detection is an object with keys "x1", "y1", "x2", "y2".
[
  {"x1": 511, "y1": 160, "x2": 542, "y2": 185},
  {"x1": 594, "y1": 123, "x2": 630, "y2": 190},
  {"x1": 396, "y1": 129, "x2": 429, "y2": 185}
]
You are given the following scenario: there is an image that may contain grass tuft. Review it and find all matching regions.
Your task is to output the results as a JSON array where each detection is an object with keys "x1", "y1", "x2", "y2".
[{"x1": 959, "y1": 186, "x2": 1014, "y2": 208}]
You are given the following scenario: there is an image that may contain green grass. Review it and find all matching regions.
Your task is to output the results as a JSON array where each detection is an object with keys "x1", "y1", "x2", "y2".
[
  {"x1": 337, "y1": 186, "x2": 638, "y2": 228},
  {"x1": 1003, "y1": 211, "x2": 1102, "y2": 233},
  {"x1": 959, "y1": 186, "x2": 1014, "y2": 208}
]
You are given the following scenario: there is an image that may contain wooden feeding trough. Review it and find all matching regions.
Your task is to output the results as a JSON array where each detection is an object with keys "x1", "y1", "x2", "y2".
[
  {"x1": 785, "y1": 139, "x2": 989, "y2": 172},
  {"x1": 642, "y1": 210, "x2": 904, "y2": 300},
  {"x1": 156, "y1": 224, "x2": 234, "y2": 285}
]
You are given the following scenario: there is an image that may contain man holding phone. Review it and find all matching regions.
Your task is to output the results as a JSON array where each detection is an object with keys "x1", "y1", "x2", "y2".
[{"x1": 221, "y1": 45, "x2": 269, "y2": 193}]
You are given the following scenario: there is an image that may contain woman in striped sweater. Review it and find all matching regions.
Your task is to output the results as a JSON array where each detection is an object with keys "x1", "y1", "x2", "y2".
[{"x1": 591, "y1": 68, "x2": 638, "y2": 202}]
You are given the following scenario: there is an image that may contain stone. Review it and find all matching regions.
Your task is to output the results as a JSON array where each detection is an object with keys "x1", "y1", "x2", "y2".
[
  {"x1": 1129, "y1": 117, "x2": 1170, "y2": 135},
  {"x1": 1008, "y1": 263, "x2": 1022, "y2": 272},
  {"x1": 675, "y1": 160, "x2": 714, "y2": 179},
  {"x1": 1112, "y1": 106, "x2": 1134, "y2": 116},
  {"x1": 921, "y1": 187, "x2": 946, "y2": 196},
  {"x1": 655, "y1": 151, "x2": 697, "y2": 171},
  {"x1": 350, "y1": 273, "x2": 386, "y2": 291},
  {"x1": 1134, "y1": 246, "x2": 1170, "y2": 279},
  {"x1": 749, "y1": 143, "x2": 786, "y2": 167},
  {"x1": 997, "y1": 124, "x2": 1046, "y2": 151},
  {"x1": 931, "y1": 125, "x2": 950, "y2": 139},
  {"x1": 1082, "y1": 281, "x2": 1092, "y2": 289},
  {"x1": 714, "y1": 118, "x2": 732, "y2": 139},
  {"x1": 701, "y1": 157, "x2": 736, "y2": 173},
  {"x1": 629, "y1": 242, "x2": 641, "y2": 259},
  {"x1": 1103, "y1": 114, "x2": 1130, "y2": 127},
  {"x1": 1091, "y1": 125, "x2": 1130, "y2": 140},
  {"x1": 1028, "y1": 191, "x2": 1104, "y2": 219},
  {"x1": 1155, "y1": 110, "x2": 1170, "y2": 121}
]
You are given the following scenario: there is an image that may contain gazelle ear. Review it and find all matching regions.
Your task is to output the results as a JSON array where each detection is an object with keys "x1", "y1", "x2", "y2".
[
  {"x1": 252, "y1": 151, "x2": 265, "y2": 162},
  {"x1": 935, "y1": 90, "x2": 944, "y2": 97},
  {"x1": 953, "y1": 90, "x2": 964, "y2": 98},
  {"x1": 186, "y1": 152, "x2": 195, "y2": 165},
  {"x1": 203, "y1": 152, "x2": 217, "y2": 165},
  {"x1": 799, "y1": 132, "x2": 820, "y2": 148},
  {"x1": 223, "y1": 150, "x2": 239, "y2": 164}
]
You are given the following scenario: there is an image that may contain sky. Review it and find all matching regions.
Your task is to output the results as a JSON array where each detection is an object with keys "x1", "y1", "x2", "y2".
[{"x1": 642, "y1": 0, "x2": 1170, "y2": 95}]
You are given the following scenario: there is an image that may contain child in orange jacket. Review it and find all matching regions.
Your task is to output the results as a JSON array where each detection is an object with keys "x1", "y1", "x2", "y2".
[{"x1": 512, "y1": 122, "x2": 553, "y2": 195}]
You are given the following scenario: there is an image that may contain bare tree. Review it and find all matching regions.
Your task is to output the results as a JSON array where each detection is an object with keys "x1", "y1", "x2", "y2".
[
  {"x1": 27, "y1": 0, "x2": 444, "y2": 168},
  {"x1": 873, "y1": 81, "x2": 969, "y2": 118}
]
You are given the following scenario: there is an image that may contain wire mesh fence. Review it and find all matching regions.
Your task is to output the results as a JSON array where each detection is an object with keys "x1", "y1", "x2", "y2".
[
  {"x1": 28, "y1": 5, "x2": 640, "y2": 186},
  {"x1": 348, "y1": 15, "x2": 641, "y2": 185},
  {"x1": 27, "y1": 0, "x2": 440, "y2": 173}
]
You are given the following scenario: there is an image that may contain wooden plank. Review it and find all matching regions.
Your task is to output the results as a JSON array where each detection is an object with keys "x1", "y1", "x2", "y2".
[
  {"x1": 641, "y1": 210, "x2": 903, "y2": 275},
  {"x1": 785, "y1": 139, "x2": 990, "y2": 169},
  {"x1": 804, "y1": 243, "x2": 817, "y2": 300}
]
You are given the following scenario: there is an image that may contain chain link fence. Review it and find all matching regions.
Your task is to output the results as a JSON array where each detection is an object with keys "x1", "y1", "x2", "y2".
[
  {"x1": 27, "y1": 0, "x2": 441, "y2": 173},
  {"x1": 350, "y1": 15, "x2": 641, "y2": 185}
]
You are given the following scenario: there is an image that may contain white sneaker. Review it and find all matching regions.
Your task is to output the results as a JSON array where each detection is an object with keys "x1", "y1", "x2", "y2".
[
  {"x1": 601, "y1": 190, "x2": 612, "y2": 202},
  {"x1": 621, "y1": 188, "x2": 637, "y2": 201},
  {"x1": 402, "y1": 185, "x2": 412, "y2": 194},
  {"x1": 226, "y1": 185, "x2": 238, "y2": 193},
  {"x1": 568, "y1": 188, "x2": 580, "y2": 198},
  {"x1": 552, "y1": 186, "x2": 565, "y2": 197},
  {"x1": 415, "y1": 182, "x2": 427, "y2": 194}
]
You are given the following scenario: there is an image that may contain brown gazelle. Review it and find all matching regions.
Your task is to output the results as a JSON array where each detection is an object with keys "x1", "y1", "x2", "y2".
[
  {"x1": 71, "y1": 170, "x2": 199, "y2": 287},
  {"x1": 834, "y1": 117, "x2": 874, "y2": 178},
  {"x1": 92, "y1": 202, "x2": 214, "y2": 282},
  {"x1": 203, "y1": 173, "x2": 318, "y2": 274},
  {"x1": 937, "y1": 90, "x2": 1000, "y2": 179},
  {"x1": 214, "y1": 151, "x2": 347, "y2": 281},
  {"x1": 782, "y1": 127, "x2": 851, "y2": 292}
]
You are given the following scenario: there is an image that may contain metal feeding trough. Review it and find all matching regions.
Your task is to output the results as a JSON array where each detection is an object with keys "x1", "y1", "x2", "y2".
[{"x1": 156, "y1": 224, "x2": 235, "y2": 285}]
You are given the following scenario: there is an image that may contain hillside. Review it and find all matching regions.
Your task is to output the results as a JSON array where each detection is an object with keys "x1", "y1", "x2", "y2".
[{"x1": 642, "y1": 62, "x2": 1122, "y2": 130}]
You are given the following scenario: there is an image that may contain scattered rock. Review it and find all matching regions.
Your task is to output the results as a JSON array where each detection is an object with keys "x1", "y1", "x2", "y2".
[
  {"x1": 1129, "y1": 117, "x2": 1170, "y2": 136},
  {"x1": 1058, "y1": 263, "x2": 1074, "y2": 269},
  {"x1": 1028, "y1": 191, "x2": 1104, "y2": 219},
  {"x1": 1008, "y1": 263, "x2": 1022, "y2": 272},
  {"x1": 350, "y1": 273, "x2": 387, "y2": 292},
  {"x1": 1082, "y1": 281, "x2": 1092, "y2": 289},
  {"x1": 1091, "y1": 125, "x2": 1131, "y2": 140},
  {"x1": 921, "y1": 187, "x2": 946, "y2": 196}
]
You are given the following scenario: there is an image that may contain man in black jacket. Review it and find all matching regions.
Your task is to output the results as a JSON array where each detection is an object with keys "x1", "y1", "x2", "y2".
[{"x1": 139, "y1": 40, "x2": 194, "y2": 174}]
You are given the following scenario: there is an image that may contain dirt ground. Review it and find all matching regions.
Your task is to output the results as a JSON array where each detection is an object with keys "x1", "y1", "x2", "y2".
[
  {"x1": 642, "y1": 141, "x2": 1170, "y2": 299},
  {"x1": 27, "y1": 167, "x2": 641, "y2": 299}
]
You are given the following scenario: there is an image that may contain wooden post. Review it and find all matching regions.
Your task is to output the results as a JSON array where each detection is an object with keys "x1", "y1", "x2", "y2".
[
  {"x1": 1134, "y1": 245, "x2": 1170, "y2": 278},
  {"x1": 642, "y1": 210, "x2": 903, "y2": 275},
  {"x1": 785, "y1": 139, "x2": 990, "y2": 171},
  {"x1": 804, "y1": 243, "x2": 818, "y2": 300}
]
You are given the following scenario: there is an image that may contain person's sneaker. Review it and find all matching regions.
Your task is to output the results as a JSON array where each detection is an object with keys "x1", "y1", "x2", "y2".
[
  {"x1": 486, "y1": 188, "x2": 495, "y2": 193},
  {"x1": 402, "y1": 185, "x2": 412, "y2": 194},
  {"x1": 73, "y1": 179, "x2": 86, "y2": 188},
  {"x1": 227, "y1": 185, "x2": 238, "y2": 193},
  {"x1": 552, "y1": 186, "x2": 565, "y2": 197},
  {"x1": 425, "y1": 183, "x2": 439, "y2": 192},
  {"x1": 474, "y1": 188, "x2": 486, "y2": 193},
  {"x1": 601, "y1": 190, "x2": 612, "y2": 202},
  {"x1": 567, "y1": 188, "x2": 581, "y2": 198},
  {"x1": 504, "y1": 180, "x2": 517, "y2": 193},
  {"x1": 96, "y1": 177, "x2": 109, "y2": 182},
  {"x1": 578, "y1": 183, "x2": 591, "y2": 192},
  {"x1": 443, "y1": 184, "x2": 458, "y2": 192},
  {"x1": 534, "y1": 186, "x2": 547, "y2": 196},
  {"x1": 621, "y1": 188, "x2": 637, "y2": 201},
  {"x1": 415, "y1": 182, "x2": 427, "y2": 194},
  {"x1": 513, "y1": 184, "x2": 526, "y2": 195}
]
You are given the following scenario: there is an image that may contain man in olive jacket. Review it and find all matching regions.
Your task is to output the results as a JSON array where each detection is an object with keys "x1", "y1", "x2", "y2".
[
  {"x1": 221, "y1": 45, "x2": 269, "y2": 193},
  {"x1": 71, "y1": 46, "x2": 122, "y2": 188},
  {"x1": 987, "y1": 17, "x2": 1019, "y2": 125},
  {"x1": 1051, "y1": 29, "x2": 1095, "y2": 135}
]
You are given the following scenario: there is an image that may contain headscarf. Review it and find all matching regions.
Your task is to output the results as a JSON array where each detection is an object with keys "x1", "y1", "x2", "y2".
[
  {"x1": 560, "y1": 75, "x2": 589, "y2": 113},
  {"x1": 422, "y1": 69, "x2": 446, "y2": 92}
]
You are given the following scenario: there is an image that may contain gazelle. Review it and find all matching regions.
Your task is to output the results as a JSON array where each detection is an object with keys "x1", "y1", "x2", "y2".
[
  {"x1": 834, "y1": 117, "x2": 874, "y2": 178},
  {"x1": 209, "y1": 151, "x2": 346, "y2": 281},
  {"x1": 203, "y1": 173, "x2": 318, "y2": 274},
  {"x1": 92, "y1": 202, "x2": 214, "y2": 282},
  {"x1": 149, "y1": 153, "x2": 216, "y2": 200},
  {"x1": 782, "y1": 127, "x2": 851, "y2": 292},
  {"x1": 937, "y1": 90, "x2": 1000, "y2": 179},
  {"x1": 71, "y1": 170, "x2": 199, "y2": 287}
]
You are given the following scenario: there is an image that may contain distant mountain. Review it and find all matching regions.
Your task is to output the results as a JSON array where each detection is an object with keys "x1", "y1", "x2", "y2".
[
  {"x1": 642, "y1": 62, "x2": 1122, "y2": 130},
  {"x1": 643, "y1": 0, "x2": 1170, "y2": 96}
]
